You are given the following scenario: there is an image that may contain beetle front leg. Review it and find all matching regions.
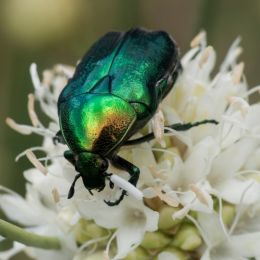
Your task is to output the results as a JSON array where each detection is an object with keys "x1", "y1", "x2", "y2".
[
  {"x1": 111, "y1": 155, "x2": 140, "y2": 186},
  {"x1": 104, "y1": 155, "x2": 140, "y2": 206}
]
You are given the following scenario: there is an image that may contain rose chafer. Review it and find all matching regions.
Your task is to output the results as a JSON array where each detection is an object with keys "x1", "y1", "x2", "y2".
[{"x1": 55, "y1": 28, "x2": 217, "y2": 205}]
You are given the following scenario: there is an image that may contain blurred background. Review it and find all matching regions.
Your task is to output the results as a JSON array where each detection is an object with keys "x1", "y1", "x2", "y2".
[{"x1": 0, "y1": 1, "x2": 259, "y2": 257}]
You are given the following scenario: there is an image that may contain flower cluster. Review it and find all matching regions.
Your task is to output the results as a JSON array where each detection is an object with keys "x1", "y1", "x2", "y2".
[{"x1": 1, "y1": 31, "x2": 260, "y2": 260}]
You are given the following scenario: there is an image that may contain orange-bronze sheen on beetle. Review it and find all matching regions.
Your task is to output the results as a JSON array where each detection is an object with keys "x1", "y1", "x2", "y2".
[{"x1": 55, "y1": 28, "x2": 217, "y2": 206}]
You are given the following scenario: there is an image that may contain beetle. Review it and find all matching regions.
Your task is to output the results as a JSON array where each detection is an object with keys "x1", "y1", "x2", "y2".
[{"x1": 55, "y1": 28, "x2": 217, "y2": 206}]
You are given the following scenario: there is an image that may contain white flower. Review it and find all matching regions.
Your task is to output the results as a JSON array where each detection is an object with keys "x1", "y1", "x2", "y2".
[
  {"x1": 2, "y1": 31, "x2": 260, "y2": 259},
  {"x1": 76, "y1": 198, "x2": 158, "y2": 259}
]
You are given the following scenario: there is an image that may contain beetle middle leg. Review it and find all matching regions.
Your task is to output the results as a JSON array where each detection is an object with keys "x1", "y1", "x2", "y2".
[
  {"x1": 124, "y1": 119, "x2": 218, "y2": 145},
  {"x1": 104, "y1": 155, "x2": 140, "y2": 206}
]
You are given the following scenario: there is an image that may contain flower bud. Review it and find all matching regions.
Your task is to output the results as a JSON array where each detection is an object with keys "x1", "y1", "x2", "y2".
[
  {"x1": 85, "y1": 251, "x2": 105, "y2": 260},
  {"x1": 172, "y1": 224, "x2": 202, "y2": 251},
  {"x1": 74, "y1": 219, "x2": 107, "y2": 244},
  {"x1": 141, "y1": 231, "x2": 170, "y2": 250},
  {"x1": 158, "y1": 205, "x2": 182, "y2": 231},
  {"x1": 125, "y1": 247, "x2": 150, "y2": 260},
  {"x1": 157, "y1": 246, "x2": 188, "y2": 260},
  {"x1": 222, "y1": 203, "x2": 236, "y2": 227}
]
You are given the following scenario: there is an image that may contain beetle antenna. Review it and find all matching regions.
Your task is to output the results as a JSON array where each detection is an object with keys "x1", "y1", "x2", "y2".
[{"x1": 67, "y1": 173, "x2": 81, "y2": 199}]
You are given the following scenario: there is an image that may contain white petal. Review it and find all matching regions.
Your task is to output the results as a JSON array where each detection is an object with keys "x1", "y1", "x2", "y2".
[
  {"x1": 198, "y1": 212, "x2": 226, "y2": 247},
  {"x1": 209, "y1": 138, "x2": 257, "y2": 184},
  {"x1": 143, "y1": 205, "x2": 159, "y2": 232},
  {"x1": 181, "y1": 137, "x2": 219, "y2": 186},
  {"x1": 0, "y1": 193, "x2": 47, "y2": 226},
  {"x1": 200, "y1": 249, "x2": 211, "y2": 260},
  {"x1": 114, "y1": 225, "x2": 145, "y2": 259},
  {"x1": 76, "y1": 200, "x2": 124, "y2": 229},
  {"x1": 230, "y1": 232, "x2": 260, "y2": 257},
  {"x1": 24, "y1": 166, "x2": 70, "y2": 200},
  {"x1": 215, "y1": 178, "x2": 260, "y2": 205},
  {"x1": 245, "y1": 104, "x2": 260, "y2": 134}
]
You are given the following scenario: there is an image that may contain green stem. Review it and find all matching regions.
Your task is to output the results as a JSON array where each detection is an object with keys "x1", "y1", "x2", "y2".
[{"x1": 0, "y1": 219, "x2": 61, "y2": 250}]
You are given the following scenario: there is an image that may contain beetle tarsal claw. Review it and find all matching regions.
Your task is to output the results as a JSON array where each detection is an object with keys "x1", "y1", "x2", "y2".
[{"x1": 104, "y1": 190, "x2": 127, "y2": 207}]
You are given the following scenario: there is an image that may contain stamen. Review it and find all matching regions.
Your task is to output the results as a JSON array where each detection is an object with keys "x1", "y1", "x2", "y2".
[
  {"x1": 221, "y1": 116, "x2": 248, "y2": 130},
  {"x1": 164, "y1": 127, "x2": 192, "y2": 148},
  {"x1": 6, "y1": 117, "x2": 33, "y2": 135},
  {"x1": 220, "y1": 37, "x2": 242, "y2": 72},
  {"x1": 186, "y1": 214, "x2": 210, "y2": 247},
  {"x1": 42, "y1": 70, "x2": 53, "y2": 88},
  {"x1": 229, "y1": 181, "x2": 254, "y2": 235},
  {"x1": 54, "y1": 64, "x2": 75, "y2": 78},
  {"x1": 153, "y1": 186, "x2": 179, "y2": 207},
  {"x1": 37, "y1": 155, "x2": 64, "y2": 162},
  {"x1": 0, "y1": 185, "x2": 21, "y2": 197},
  {"x1": 242, "y1": 85, "x2": 260, "y2": 98},
  {"x1": 232, "y1": 62, "x2": 244, "y2": 84},
  {"x1": 30, "y1": 63, "x2": 42, "y2": 90},
  {"x1": 172, "y1": 205, "x2": 190, "y2": 219},
  {"x1": 103, "y1": 250, "x2": 110, "y2": 260},
  {"x1": 148, "y1": 166, "x2": 168, "y2": 180},
  {"x1": 25, "y1": 150, "x2": 48, "y2": 175},
  {"x1": 234, "y1": 169, "x2": 260, "y2": 177},
  {"x1": 228, "y1": 96, "x2": 249, "y2": 117},
  {"x1": 15, "y1": 147, "x2": 46, "y2": 162},
  {"x1": 27, "y1": 93, "x2": 42, "y2": 127},
  {"x1": 151, "y1": 108, "x2": 165, "y2": 147},
  {"x1": 52, "y1": 188, "x2": 60, "y2": 203},
  {"x1": 150, "y1": 147, "x2": 178, "y2": 156},
  {"x1": 190, "y1": 31, "x2": 206, "y2": 48},
  {"x1": 6, "y1": 117, "x2": 55, "y2": 137},
  {"x1": 105, "y1": 231, "x2": 117, "y2": 260},
  {"x1": 217, "y1": 196, "x2": 230, "y2": 240},
  {"x1": 199, "y1": 46, "x2": 213, "y2": 68},
  {"x1": 189, "y1": 184, "x2": 209, "y2": 206},
  {"x1": 76, "y1": 231, "x2": 110, "y2": 257}
]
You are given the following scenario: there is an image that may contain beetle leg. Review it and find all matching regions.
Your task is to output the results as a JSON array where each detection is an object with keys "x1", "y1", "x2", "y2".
[
  {"x1": 124, "y1": 119, "x2": 218, "y2": 146},
  {"x1": 111, "y1": 155, "x2": 140, "y2": 186},
  {"x1": 53, "y1": 130, "x2": 66, "y2": 145},
  {"x1": 109, "y1": 181, "x2": 114, "y2": 189},
  {"x1": 104, "y1": 156, "x2": 140, "y2": 206},
  {"x1": 103, "y1": 173, "x2": 115, "y2": 189},
  {"x1": 105, "y1": 190, "x2": 127, "y2": 206},
  {"x1": 167, "y1": 119, "x2": 218, "y2": 131}
]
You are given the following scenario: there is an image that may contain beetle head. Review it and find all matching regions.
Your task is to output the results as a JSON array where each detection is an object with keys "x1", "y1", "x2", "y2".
[{"x1": 67, "y1": 152, "x2": 109, "y2": 199}]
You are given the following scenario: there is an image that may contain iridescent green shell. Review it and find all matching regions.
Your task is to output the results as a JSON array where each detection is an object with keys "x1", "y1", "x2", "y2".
[
  {"x1": 58, "y1": 28, "x2": 179, "y2": 156},
  {"x1": 59, "y1": 93, "x2": 136, "y2": 155}
]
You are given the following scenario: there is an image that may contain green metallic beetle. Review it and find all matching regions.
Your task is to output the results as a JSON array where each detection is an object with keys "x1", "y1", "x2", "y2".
[{"x1": 55, "y1": 28, "x2": 217, "y2": 206}]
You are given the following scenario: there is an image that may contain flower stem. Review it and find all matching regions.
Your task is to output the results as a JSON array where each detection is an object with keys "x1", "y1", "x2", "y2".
[{"x1": 0, "y1": 219, "x2": 61, "y2": 250}]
